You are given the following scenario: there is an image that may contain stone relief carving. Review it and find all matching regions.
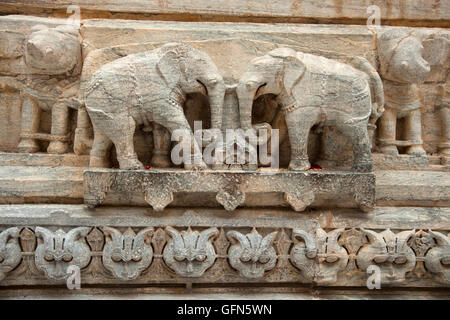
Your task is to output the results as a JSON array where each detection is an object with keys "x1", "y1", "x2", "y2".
[
  {"x1": 0, "y1": 227, "x2": 22, "y2": 281},
  {"x1": 236, "y1": 47, "x2": 384, "y2": 172},
  {"x1": 424, "y1": 231, "x2": 450, "y2": 284},
  {"x1": 0, "y1": 224, "x2": 447, "y2": 286},
  {"x1": 15, "y1": 25, "x2": 84, "y2": 155},
  {"x1": 314, "y1": 228, "x2": 348, "y2": 284},
  {"x1": 356, "y1": 229, "x2": 416, "y2": 284},
  {"x1": 102, "y1": 227, "x2": 154, "y2": 280},
  {"x1": 377, "y1": 29, "x2": 431, "y2": 157},
  {"x1": 84, "y1": 42, "x2": 225, "y2": 170},
  {"x1": 227, "y1": 229, "x2": 278, "y2": 279},
  {"x1": 289, "y1": 229, "x2": 317, "y2": 281},
  {"x1": 163, "y1": 227, "x2": 218, "y2": 277},
  {"x1": 34, "y1": 227, "x2": 91, "y2": 280}
]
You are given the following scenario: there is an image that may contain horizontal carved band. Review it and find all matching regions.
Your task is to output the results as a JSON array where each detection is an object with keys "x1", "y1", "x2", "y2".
[{"x1": 0, "y1": 225, "x2": 448, "y2": 287}]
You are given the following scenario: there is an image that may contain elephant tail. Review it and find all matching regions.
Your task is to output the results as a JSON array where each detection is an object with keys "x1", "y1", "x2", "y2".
[{"x1": 346, "y1": 56, "x2": 385, "y2": 124}]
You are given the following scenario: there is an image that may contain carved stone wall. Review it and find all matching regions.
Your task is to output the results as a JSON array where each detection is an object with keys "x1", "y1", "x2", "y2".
[{"x1": 0, "y1": 2, "x2": 449, "y2": 299}]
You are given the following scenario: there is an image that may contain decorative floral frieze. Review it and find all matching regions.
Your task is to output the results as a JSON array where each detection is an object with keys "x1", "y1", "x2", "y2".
[
  {"x1": 0, "y1": 224, "x2": 448, "y2": 286},
  {"x1": 424, "y1": 231, "x2": 450, "y2": 284},
  {"x1": 102, "y1": 227, "x2": 154, "y2": 280},
  {"x1": 227, "y1": 228, "x2": 278, "y2": 279},
  {"x1": 163, "y1": 227, "x2": 218, "y2": 277},
  {"x1": 34, "y1": 227, "x2": 91, "y2": 280},
  {"x1": 356, "y1": 229, "x2": 416, "y2": 284},
  {"x1": 0, "y1": 228, "x2": 22, "y2": 281}
]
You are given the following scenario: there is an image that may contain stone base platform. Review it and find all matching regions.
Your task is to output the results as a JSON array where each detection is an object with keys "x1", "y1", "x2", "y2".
[
  {"x1": 0, "y1": 152, "x2": 90, "y2": 167},
  {"x1": 83, "y1": 169, "x2": 376, "y2": 212}
]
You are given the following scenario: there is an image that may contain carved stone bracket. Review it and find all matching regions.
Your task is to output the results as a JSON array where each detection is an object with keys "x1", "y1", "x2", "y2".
[{"x1": 83, "y1": 169, "x2": 376, "y2": 212}]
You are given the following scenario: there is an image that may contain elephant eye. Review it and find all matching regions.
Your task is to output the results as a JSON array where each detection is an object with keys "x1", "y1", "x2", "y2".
[{"x1": 0, "y1": 255, "x2": 4, "y2": 263}]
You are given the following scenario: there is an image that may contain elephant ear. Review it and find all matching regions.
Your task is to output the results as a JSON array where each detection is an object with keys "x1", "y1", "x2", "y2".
[
  {"x1": 156, "y1": 50, "x2": 182, "y2": 91},
  {"x1": 269, "y1": 48, "x2": 305, "y2": 96}
]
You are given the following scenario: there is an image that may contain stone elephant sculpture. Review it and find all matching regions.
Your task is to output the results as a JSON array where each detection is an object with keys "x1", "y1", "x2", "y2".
[
  {"x1": 236, "y1": 47, "x2": 384, "y2": 172},
  {"x1": 84, "y1": 42, "x2": 225, "y2": 170},
  {"x1": 16, "y1": 24, "x2": 83, "y2": 155}
]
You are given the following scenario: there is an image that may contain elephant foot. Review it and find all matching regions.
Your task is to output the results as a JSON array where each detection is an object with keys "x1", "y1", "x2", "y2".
[
  {"x1": 120, "y1": 159, "x2": 144, "y2": 170},
  {"x1": 185, "y1": 162, "x2": 208, "y2": 170},
  {"x1": 17, "y1": 139, "x2": 40, "y2": 153},
  {"x1": 406, "y1": 145, "x2": 426, "y2": 156},
  {"x1": 288, "y1": 159, "x2": 310, "y2": 171},
  {"x1": 150, "y1": 153, "x2": 171, "y2": 168},
  {"x1": 74, "y1": 128, "x2": 92, "y2": 155},
  {"x1": 47, "y1": 141, "x2": 69, "y2": 154},
  {"x1": 89, "y1": 156, "x2": 110, "y2": 168},
  {"x1": 352, "y1": 161, "x2": 373, "y2": 172},
  {"x1": 380, "y1": 145, "x2": 399, "y2": 157}
]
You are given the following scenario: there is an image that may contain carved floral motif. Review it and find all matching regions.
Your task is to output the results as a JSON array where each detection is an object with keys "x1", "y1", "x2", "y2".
[
  {"x1": 34, "y1": 227, "x2": 91, "y2": 280},
  {"x1": 0, "y1": 227, "x2": 22, "y2": 281},
  {"x1": 356, "y1": 229, "x2": 416, "y2": 284},
  {"x1": 163, "y1": 227, "x2": 218, "y2": 277},
  {"x1": 102, "y1": 227, "x2": 154, "y2": 280},
  {"x1": 227, "y1": 228, "x2": 278, "y2": 279}
]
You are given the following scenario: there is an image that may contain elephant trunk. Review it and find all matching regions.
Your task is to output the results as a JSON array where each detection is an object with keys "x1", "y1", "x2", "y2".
[
  {"x1": 208, "y1": 81, "x2": 225, "y2": 131},
  {"x1": 236, "y1": 83, "x2": 256, "y2": 130}
]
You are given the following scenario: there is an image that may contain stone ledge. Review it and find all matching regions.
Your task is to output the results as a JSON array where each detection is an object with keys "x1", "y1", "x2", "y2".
[
  {"x1": 83, "y1": 169, "x2": 376, "y2": 212},
  {"x1": 0, "y1": 167, "x2": 448, "y2": 207},
  {"x1": 0, "y1": 1, "x2": 448, "y2": 27}
]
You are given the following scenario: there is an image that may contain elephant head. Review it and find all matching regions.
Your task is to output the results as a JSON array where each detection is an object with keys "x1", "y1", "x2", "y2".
[
  {"x1": 236, "y1": 47, "x2": 305, "y2": 130},
  {"x1": 377, "y1": 29, "x2": 430, "y2": 84},
  {"x1": 156, "y1": 43, "x2": 226, "y2": 131}
]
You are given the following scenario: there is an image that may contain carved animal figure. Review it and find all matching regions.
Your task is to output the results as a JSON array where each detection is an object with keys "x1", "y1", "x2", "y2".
[
  {"x1": 163, "y1": 227, "x2": 218, "y2": 277},
  {"x1": 227, "y1": 229, "x2": 278, "y2": 279},
  {"x1": 236, "y1": 47, "x2": 384, "y2": 171},
  {"x1": 16, "y1": 24, "x2": 83, "y2": 155},
  {"x1": 102, "y1": 227, "x2": 154, "y2": 280},
  {"x1": 84, "y1": 42, "x2": 225, "y2": 170},
  {"x1": 377, "y1": 29, "x2": 431, "y2": 156}
]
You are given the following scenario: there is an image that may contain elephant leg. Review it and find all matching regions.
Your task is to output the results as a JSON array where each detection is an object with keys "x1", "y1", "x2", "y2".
[
  {"x1": 338, "y1": 121, "x2": 373, "y2": 172},
  {"x1": 378, "y1": 108, "x2": 399, "y2": 156},
  {"x1": 89, "y1": 125, "x2": 112, "y2": 168},
  {"x1": 286, "y1": 107, "x2": 320, "y2": 171},
  {"x1": 48, "y1": 102, "x2": 70, "y2": 154},
  {"x1": 106, "y1": 115, "x2": 143, "y2": 170},
  {"x1": 17, "y1": 97, "x2": 41, "y2": 153},
  {"x1": 151, "y1": 123, "x2": 172, "y2": 168},
  {"x1": 74, "y1": 107, "x2": 93, "y2": 156},
  {"x1": 153, "y1": 102, "x2": 207, "y2": 170},
  {"x1": 404, "y1": 109, "x2": 426, "y2": 156}
]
